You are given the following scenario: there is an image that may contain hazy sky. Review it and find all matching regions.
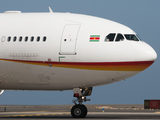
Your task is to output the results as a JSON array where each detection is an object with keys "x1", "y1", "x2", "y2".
[{"x1": 0, "y1": 0, "x2": 159, "y2": 105}]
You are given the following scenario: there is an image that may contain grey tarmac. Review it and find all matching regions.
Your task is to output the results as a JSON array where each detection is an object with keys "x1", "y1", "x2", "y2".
[{"x1": 0, "y1": 104, "x2": 160, "y2": 120}]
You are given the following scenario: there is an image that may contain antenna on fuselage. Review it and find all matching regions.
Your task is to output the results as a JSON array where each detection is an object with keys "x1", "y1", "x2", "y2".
[{"x1": 49, "y1": 7, "x2": 53, "y2": 13}]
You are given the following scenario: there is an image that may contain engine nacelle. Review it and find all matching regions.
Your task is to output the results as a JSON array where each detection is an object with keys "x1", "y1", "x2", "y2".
[{"x1": 0, "y1": 90, "x2": 4, "y2": 96}]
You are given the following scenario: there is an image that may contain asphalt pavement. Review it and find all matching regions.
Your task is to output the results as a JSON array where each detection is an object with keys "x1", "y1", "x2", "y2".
[{"x1": 0, "y1": 104, "x2": 160, "y2": 120}]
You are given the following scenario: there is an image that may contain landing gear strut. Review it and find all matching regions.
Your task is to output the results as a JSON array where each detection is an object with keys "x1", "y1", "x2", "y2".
[{"x1": 71, "y1": 87, "x2": 92, "y2": 118}]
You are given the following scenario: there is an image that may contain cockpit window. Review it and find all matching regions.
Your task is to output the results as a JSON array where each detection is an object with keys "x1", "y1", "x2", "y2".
[
  {"x1": 115, "y1": 33, "x2": 124, "y2": 42},
  {"x1": 105, "y1": 33, "x2": 115, "y2": 42},
  {"x1": 124, "y1": 34, "x2": 139, "y2": 41}
]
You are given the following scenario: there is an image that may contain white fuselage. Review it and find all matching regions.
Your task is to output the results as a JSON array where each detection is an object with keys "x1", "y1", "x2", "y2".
[{"x1": 0, "y1": 12, "x2": 157, "y2": 90}]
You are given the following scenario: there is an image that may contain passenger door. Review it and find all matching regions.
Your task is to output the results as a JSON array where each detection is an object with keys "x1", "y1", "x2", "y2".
[{"x1": 60, "y1": 24, "x2": 80, "y2": 55}]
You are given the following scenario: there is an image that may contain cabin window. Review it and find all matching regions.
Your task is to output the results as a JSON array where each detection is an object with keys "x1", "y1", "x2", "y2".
[
  {"x1": 19, "y1": 36, "x2": 22, "y2": 42},
  {"x1": 105, "y1": 33, "x2": 115, "y2": 42},
  {"x1": 25, "y1": 37, "x2": 28, "y2": 42},
  {"x1": 124, "y1": 34, "x2": 139, "y2": 41},
  {"x1": 8, "y1": 36, "x2": 11, "y2": 42},
  {"x1": 4, "y1": 36, "x2": 47, "y2": 42},
  {"x1": 31, "y1": 36, "x2": 34, "y2": 42},
  {"x1": 37, "y1": 36, "x2": 40, "y2": 42},
  {"x1": 115, "y1": 33, "x2": 124, "y2": 42},
  {"x1": 1, "y1": 36, "x2": 5, "y2": 42},
  {"x1": 13, "y1": 37, "x2": 17, "y2": 42},
  {"x1": 43, "y1": 36, "x2": 46, "y2": 42}
]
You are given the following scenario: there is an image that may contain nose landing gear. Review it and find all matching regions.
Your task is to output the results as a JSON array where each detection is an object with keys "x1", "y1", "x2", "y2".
[{"x1": 71, "y1": 87, "x2": 92, "y2": 118}]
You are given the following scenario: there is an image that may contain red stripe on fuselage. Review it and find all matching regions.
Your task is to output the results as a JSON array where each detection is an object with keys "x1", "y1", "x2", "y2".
[{"x1": 0, "y1": 58, "x2": 154, "y2": 71}]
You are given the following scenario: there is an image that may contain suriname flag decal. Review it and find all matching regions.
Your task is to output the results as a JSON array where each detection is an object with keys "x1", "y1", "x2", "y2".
[{"x1": 90, "y1": 35, "x2": 100, "y2": 42}]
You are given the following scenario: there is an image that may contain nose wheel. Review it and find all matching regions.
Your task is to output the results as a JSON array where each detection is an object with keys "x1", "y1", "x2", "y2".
[
  {"x1": 71, "y1": 87, "x2": 92, "y2": 118},
  {"x1": 71, "y1": 104, "x2": 87, "y2": 118}
]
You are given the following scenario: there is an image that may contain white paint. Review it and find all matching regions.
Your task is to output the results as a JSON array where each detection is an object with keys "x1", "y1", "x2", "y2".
[
  {"x1": 60, "y1": 24, "x2": 80, "y2": 55},
  {"x1": 0, "y1": 12, "x2": 157, "y2": 91}
]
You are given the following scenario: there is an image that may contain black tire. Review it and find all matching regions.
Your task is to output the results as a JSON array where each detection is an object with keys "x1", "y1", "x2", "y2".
[
  {"x1": 71, "y1": 104, "x2": 88, "y2": 118},
  {"x1": 81, "y1": 104, "x2": 87, "y2": 117}
]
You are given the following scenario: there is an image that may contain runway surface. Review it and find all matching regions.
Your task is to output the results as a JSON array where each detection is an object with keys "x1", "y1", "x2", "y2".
[{"x1": 0, "y1": 104, "x2": 160, "y2": 120}]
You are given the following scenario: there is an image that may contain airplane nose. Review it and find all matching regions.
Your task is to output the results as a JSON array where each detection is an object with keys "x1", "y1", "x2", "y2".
[{"x1": 135, "y1": 42, "x2": 157, "y2": 62}]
